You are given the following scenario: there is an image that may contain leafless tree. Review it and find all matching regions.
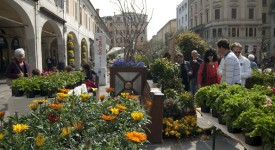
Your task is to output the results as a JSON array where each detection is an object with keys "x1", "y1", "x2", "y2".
[{"x1": 110, "y1": 0, "x2": 152, "y2": 62}]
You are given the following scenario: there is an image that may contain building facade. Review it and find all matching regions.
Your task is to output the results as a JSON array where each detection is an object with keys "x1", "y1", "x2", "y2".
[
  {"x1": 156, "y1": 19, "x2": 177, "y2": 46},
  {"x1": 0, "y1": 0, "x2": 109, "y2": 76},
  {"x1": 102, "y1": 12, "x2": 148, "y2": 53},
  {"x1": 189, "y1": 0, "x2": 275, "y2": 63},
  {"x1": 177, "y1": 0, "x2": 189, "y2": 30}
]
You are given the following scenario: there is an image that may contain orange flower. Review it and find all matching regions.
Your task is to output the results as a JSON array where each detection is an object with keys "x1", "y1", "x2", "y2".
[
  {"x1": 116, "y1": 104, "x2": 127, "y2": 111},
  {"x1": 126, "y1": 95, "x2": 135, "y2": 99},
  {"x1": 145, "y1": 100, "x2": 152, "y2": 108},
  {"x1": 49, "y1": 103, "x2": 63, "y2": 110},
  {"x1": 99, "y1": 95, "x2": 105, "y2": 101},
  {"x1": 59, "y1": 88, "x2": 71, "y2": 93},
  {"x1": 56, "y1": 97, "x2": 63, "y2": 102},
  {"x1": 0, "y1": 112, "x2": 5, "y2": 119},
  {"x1": 125, "y1": 131, "x2": 147, "y2": 143},
  {"x1": 101, "y1": 114, "x2": 116, "y2": 121},
  {"x1": 105, "y1": 87, "x2": 115, "y2": 93}
]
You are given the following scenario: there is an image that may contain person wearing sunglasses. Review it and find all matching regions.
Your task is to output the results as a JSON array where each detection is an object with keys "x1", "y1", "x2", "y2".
[
  {"x1": 231, "y1": 43, "x2": 251, "y2": 86},
  {"x1": 197, "y1": 49, "x2": 221, "y2": 88}
]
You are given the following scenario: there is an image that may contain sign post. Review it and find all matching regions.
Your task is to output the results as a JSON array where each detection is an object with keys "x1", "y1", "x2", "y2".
[{"x1": 94, "y1": 33, "x2": 107, "y2": 86}]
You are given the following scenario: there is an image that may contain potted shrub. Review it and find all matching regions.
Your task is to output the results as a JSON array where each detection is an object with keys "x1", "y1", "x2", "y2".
[
  {"x1": 250, "y1": 105, "x2": 275, "y2": 148},
  {"x1": 194, "y1": 86, "x2": 211, "y2": 113},
  {"x1": 22, "y1": 77, "x2": 40, "y2": 98},
  {"x1": 11, "y1": 77, "x2": 25, "y2": 97},
  {"x1": 206, "y1": 83, "x2": 227, "y2": 117},
  {"x1": 149, "y1": 58, "x2": 182, "y2": 92},
  {"x1": 222, "y1": 92, "x2": 252, "y2": 133},
  {"x1": 233, "y1": 107, "x2": 264, "y2": 146}
]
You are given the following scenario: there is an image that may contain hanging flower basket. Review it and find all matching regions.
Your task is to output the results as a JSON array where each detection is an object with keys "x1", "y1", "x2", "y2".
[
  {"x1": 68, "y1": 50, "x2": 74, "y2": 58},
  {"x1": 68, "y1": 42, "x2": 74, "y2": 49},
  {"x1": 67, "y1": 34, "x2": 74, "y2": 40}
]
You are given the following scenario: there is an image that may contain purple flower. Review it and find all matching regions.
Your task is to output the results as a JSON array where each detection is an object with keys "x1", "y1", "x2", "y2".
[{"x1": 112, "y1": 59, "x2": 145, "y2": 67}]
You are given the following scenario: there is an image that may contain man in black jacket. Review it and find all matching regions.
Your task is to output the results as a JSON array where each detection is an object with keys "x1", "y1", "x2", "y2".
[{"x1": 176, "y1": 53, "x2": 191, "y2": 92}]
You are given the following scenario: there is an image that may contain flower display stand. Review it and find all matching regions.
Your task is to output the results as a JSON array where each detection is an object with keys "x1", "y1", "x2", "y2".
[{"x1": 110, "y1": 67, "x2": 147, "y2": 96}]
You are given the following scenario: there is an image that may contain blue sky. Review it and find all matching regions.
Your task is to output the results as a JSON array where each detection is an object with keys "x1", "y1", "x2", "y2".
[{"x1": 90, "y1": 0, "x2": 183, "y2": 40}]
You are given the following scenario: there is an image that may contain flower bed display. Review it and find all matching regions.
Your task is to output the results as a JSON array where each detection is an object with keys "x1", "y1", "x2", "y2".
[{"x1": 0, "y1": 91, "x2": 150, "y2": 149}]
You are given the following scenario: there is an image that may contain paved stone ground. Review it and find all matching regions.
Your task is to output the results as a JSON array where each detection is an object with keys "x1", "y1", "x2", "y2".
[{"x1": 0, "y1": 78, "x2": 245, "y2": 150}]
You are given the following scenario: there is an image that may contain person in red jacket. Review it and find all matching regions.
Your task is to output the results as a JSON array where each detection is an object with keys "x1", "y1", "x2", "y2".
[{"x1": 197, "y1": 49, "x2": 221, "y2": 88}]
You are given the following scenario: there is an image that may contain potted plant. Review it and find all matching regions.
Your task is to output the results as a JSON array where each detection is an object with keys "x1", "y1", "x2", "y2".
[
  {"x1": 222, "y1": 92, "x2": 252, "y2": 133},
  {"x1": 149, "y1": 58, "x2": 182, "y2": 92},
  {"x1": 206, "y1": 83, "x2": 227, "y2": 117},
  {"x1": 250, "y1": 104, "x2": 275, "y2": 148},
  {"x1": 11, "y1": 77, "x2": 25, "y2": 97},
  {"x1": 233, "y1": 107, "x2": 264, "y2": 146},
  {"x1": 22, "y1": 77, "x2": 40, "y2": 98},
  {"x1": 194, "y1": 86, "x2": 211, "y2": 113}
]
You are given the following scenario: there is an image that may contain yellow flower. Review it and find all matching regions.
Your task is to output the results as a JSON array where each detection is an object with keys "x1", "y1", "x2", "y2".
[
  {"x1": 125, "y1": 131, "x2": 147, "y2": 143},
  {"x1": 72, "y1": 121, "x2": 84, "y2": 131},
  {"x1": 110, "y1": 108, "x2": 119, "y2": 115},
  {"x1": 116, "y1": 104, "x2": 127, "y2": 111},
  {"x1": 131, "y1": 112, "x2": 143, "y2": 121},
  {"x1": 121, "y1": 92, "x2": 130, "y2": 97},
  {"x1": 176, "y1": 132, "x2": 181, "y2": 138},
  {"x1": 57, "y1": 93, "x2": 69, "y2": 98},
  {"x1": 61, "y1": 127, "x2": 71, "y2": 137},
  {"x1": 101, "y1": 114, "x2": 116, "y2": 121},
  {"x1": 13, "y1": 124, "x2": 29, "y2": 133},
  {"x1": 169, "y1": 130, "x2": 176, "y2": 136},
  {"x1": 35, "y1": 133, "x2": 46, "y2": 147},
  {"x1": 0, "y1": 133, "x2": 3, "y2": 141},
  {"x1": 69, "y1": 58, "x2": 75, "y2": 62},
  {"x1": 33, "y1": 99, "x2": 48, "y2": 104},
  {"x1": 80, "y1": 93, "x2": 90, "y2": 101},
  {"x1": 92, "y1": 88, "x2": 98, "y2": 92},
  {"x1": 28, "y1": 103, "x2": 38, "y2": 110}
]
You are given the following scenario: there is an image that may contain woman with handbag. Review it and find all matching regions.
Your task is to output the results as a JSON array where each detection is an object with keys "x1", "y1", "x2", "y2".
[
  {"x1": 5, "y1": 48, "x2": 30, "y2": 85},
  {"x1": 197, "y1": 49, "x2": 221, "y2": 88}
]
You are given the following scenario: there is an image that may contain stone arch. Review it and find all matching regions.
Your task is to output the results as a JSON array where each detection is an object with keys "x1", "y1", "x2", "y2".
[
  {"x1": 81, "y1": 38, "x2": 87, "y2": 66},
  {"x1": 41, "y1": 20, "x2": 63, "y2": 70},
  {"x1": 67, "y1": 32, "x2": 79, "y2": 69},
  {"x1": 0, "y1": 0, "x2": 35, "y2": 74}
]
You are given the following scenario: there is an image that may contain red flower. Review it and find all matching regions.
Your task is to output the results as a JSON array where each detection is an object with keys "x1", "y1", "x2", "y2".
[{"x1": 47, "y1": 113, "x2": 59, "y2": 123}]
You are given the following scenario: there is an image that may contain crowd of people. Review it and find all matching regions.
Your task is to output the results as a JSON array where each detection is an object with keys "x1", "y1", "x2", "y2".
[{"x1": 174, "y1": 39, "x2": 256, "y2": 96}]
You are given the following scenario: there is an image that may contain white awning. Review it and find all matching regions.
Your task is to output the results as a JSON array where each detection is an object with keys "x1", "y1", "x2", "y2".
[{"x1": 107, "y1": 47, "x2": 124, "y2": 55}]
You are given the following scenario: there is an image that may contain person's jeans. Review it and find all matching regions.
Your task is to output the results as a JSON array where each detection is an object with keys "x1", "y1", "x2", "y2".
[{"x1": 189, "y1": 78, "x2": 198, "y2": 96}]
